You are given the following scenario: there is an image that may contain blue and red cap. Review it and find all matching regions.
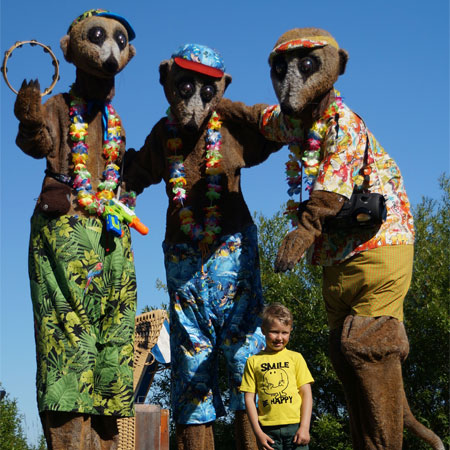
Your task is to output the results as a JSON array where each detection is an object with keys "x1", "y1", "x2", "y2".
[
  {"x1": 68, "y1": 9, "x2": 136, "y2": 41},
  {"x1": 172, "y1": 44, "x2": 225, "y2": 78}
]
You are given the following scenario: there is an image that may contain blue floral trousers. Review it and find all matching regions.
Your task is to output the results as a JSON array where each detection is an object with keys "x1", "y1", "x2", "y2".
[{"x1": 163, "y1": 225, "x2": 265, "y2": 424}]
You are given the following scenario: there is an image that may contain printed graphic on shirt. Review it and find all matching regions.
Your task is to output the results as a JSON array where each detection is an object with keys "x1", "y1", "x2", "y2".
[{"x1": 260, "y1": 362, "x2": 293, "y2": 406}]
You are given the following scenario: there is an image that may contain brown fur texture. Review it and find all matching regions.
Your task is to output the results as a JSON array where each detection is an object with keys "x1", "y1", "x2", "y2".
[
  {"x1": 270, "y1": 28, "x2": 348, "y2": 125},
  {"x1": 60, "y1": 16, "x2": 135, "y2": 82},
  {"x1": 176, "y1": 423, "x2": 215, "y2": 450},
  {"x1": 176, "y1": 412, "x2": 258, "y2": 450},
  {"x1": 274, "y1": 190, "x2": 346, "y2": 272},
  {"x1": 124, "y1": 53, "x2": 281, "y2": 450},
  {"x1": 269, "y1": 28, "x2": 351, "y2": 270},
  {"x1": 330, "y1": 316, "x2": 444, "y2": 450},
  {"x1": 234, "y1": 410, "x2": 258, "y2": 450},
  {"x1": 14, "y1": 15, "x2": 135, "y2": 218},
  {"x1": 40, "y1": 411, "x2": 119, "y2": 450},
  {"x1": 159, "y1": 60, "x2": 232, "y2": 131},
  {"x1": 216, "y1": 27, "x2": 443, "y2": 449},
  {"x1": 403, "y1": 395, "x2": 446, "y2": 449}
]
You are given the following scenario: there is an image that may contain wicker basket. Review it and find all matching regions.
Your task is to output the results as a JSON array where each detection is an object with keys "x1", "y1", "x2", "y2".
[{"x1": 117, "y1": 310, "x2": 169, "y2": 450}]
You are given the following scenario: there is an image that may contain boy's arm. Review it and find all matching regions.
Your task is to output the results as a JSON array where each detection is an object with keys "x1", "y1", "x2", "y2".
[
  {"x1": 243, "y1": 392, "x2": 275, "y2": 450},
  {"x1": 293, "y1": 383, "x2": 313, "y2": 445}
]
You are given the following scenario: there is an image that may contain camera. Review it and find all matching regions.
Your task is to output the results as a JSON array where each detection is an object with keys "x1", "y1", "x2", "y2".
[{"x1": 324, "y1": 192, "x2": 387, "y2": 230}]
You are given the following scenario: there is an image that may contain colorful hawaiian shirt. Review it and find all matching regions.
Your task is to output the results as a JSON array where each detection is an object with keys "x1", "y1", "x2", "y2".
[{"x1": 260, "y1": 101, "x2": 415, "y2": 266}]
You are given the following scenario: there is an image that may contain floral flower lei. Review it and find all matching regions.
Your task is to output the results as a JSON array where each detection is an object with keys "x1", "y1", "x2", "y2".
[
  {"x1": 284, "y1": 90, "x2": 343, "y2": 226},
  {"x1": 69, "y1": 88, "x2": 136, "y2": 215},
  {"x1": 166, "y1": 109, "x2": 223, "y2": 244}
]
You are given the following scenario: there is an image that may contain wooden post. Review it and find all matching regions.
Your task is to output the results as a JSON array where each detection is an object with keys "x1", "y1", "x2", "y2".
[
  {"x1": 135, "y1": 404, "x2": 169, "y2": 450},
  {"x1": 160, "y1": 409, "x2": 169, "y2": 449}
]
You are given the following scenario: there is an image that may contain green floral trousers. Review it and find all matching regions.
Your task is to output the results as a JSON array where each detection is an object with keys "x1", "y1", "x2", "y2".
[{"x1": 29, "y1": 213, "x2": 137, "y2": 417}]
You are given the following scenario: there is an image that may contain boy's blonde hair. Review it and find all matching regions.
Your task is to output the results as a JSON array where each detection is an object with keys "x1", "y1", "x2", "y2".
[{"x1": 261, "y1": 303, "x2": 293, "y2": 331}]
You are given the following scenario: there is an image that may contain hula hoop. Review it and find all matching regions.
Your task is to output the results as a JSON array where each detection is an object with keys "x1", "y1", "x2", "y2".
[{"x1": 1, "y1": 40, "x2": 60, "y2": 96}]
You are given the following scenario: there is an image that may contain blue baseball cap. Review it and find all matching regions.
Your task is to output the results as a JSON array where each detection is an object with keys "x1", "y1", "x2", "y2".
[
  {"x1": 172, "y1": 43, "x2": 225, "y2": 78},
  {"x1": 68, "y1": 9, "x2": 136, "y2": 41}
]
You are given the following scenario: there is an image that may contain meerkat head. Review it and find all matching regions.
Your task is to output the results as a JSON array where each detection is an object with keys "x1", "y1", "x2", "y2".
[
  {"x1": 159, "y1": 44, "x2": 232, "y2": 132},
  {"x1": 60, "y1": 9, "x2": 136, "y2": 79},
  {"x1": 268, "y1": 28, "x2": 348, "y2": 117}
]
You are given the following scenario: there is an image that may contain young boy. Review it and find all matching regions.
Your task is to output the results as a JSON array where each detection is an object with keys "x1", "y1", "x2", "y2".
[{"x1": 240, "y1": 303, "x2": 314, "y2": 450}]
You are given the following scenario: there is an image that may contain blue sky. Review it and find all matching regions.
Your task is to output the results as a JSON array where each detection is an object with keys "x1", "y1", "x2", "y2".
[{"x1": 1, "y1": 0, "x2": 448, "y2": 445}]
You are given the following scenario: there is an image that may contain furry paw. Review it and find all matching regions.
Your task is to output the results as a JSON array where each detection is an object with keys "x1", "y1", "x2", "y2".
[
  {"x1": 14, "y1": 79, "x2": 44, "y2": 127},
  {"x1": 274, "y1": 229, "x2": 307, "y2": 272}
]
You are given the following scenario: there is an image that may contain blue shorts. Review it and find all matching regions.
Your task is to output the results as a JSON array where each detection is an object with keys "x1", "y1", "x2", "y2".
[{"x1": 163, "y1": 225, "x2": 265, "y2": 424}]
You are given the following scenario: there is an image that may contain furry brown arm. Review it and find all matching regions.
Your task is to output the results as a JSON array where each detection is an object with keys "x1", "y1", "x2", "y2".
[
  {"x1": 218, "y1": 98, "x2": 283, "y2": 167},
  {"x1": 217, "y1": 97, "x2": 269, "y2": 131},
  {"x1": 14, "y1": 80, "x2": 53, "y2": 158},
  {"x1": 122, "y1": 121, "x2": 166, "y2": 195},
  {"x1": 275, "y1": 190, "x2": 346, "y2": 272},
  {"x1": 242, "y1": 125, "x2": 283, "y2": 168}
]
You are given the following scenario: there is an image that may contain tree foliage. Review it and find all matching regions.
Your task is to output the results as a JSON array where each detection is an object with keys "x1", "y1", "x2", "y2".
[
  {"x1": 402, "y1": 174, "x2": 449, "y2": 448},
  {"x1": 0, "y1": 386, "x2": 47, "y2": 450},
  {"x1": 0, "y1": 388, "x2": 29, "y2": 450}
]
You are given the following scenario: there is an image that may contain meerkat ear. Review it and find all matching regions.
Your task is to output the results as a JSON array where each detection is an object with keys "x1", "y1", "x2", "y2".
[
  {"x1": 159, "y1": 60, "x2": 171, "y2": 85},
  {"x1": 128, "y1": 44, "x2": 136, "y2": 61},
  {"x1": 60, "y1": 35, "x2": 72, "y2": 63},
  {"x1": 224, "y1": 74, "x2": 232, "y2": 91},
  {"x1": 338, "y1": 48, "x2": 349, "y2": 75}
]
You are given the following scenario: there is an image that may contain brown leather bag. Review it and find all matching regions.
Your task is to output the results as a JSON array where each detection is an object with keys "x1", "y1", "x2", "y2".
[{"x1": 37, "y1": 176, "x2": 72, "y2": 216}]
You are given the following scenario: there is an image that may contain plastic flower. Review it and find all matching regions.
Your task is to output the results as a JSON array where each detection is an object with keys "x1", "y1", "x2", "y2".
[
  {"x1": 166, "y1": 109, "x2": 223, "y2": 243},
  {"x1": 284, "y1": 90, "x2": 343, "y2": 226},
  {"x1": 69, "y1": 87, "x2": 124, "y2": 219}
]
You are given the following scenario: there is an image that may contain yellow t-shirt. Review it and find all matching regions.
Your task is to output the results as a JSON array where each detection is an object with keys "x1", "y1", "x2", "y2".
[{"x1": 240, "y1": 348, "x2": 314, "y2": 426}]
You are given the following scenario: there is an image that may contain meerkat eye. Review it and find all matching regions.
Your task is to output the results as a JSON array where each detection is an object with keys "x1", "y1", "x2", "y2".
[
  {"x1": 271, "y1": 56, "x2": 287, "y2": 80},
  {"x1": 177, "y1": 80, "x2": 195, "y2": 99},
  {"x1": 115, "y1": 30, "x2": 127, "y2": 50},
  {"x1": 298, "y1": 57, "x2": 317, "y2": 75},
  {"x1": 200, "y1": 85, "x2": 216, "y2": 102},
  {"x1": 88, "y1": 27, "x2": 106, "y2": 46}
]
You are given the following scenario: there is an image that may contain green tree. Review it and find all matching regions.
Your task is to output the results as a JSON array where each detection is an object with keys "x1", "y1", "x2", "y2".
[
  {"x1": 402, "y1": 174, "x2": 449, "y2": 448},
  {"x1": 33, "y1": 435, "x2": 47, "y2": 450},
  {"x1": 0, "y1": 386, "x2": 47, "y2": 450},
  {"x1": 0, "y1": 388, "x2": 31, "y2": 450},
  {"x1": 0, "y1": 388, "x2": 29, "y2": 450}
]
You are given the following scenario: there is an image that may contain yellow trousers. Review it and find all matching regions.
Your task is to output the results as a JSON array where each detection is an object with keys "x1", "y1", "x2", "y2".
[{"x1": 323, "y1": 245, "x2": 414, "y2": 330}]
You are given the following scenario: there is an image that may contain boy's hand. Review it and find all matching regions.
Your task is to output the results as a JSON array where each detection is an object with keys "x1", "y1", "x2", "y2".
[
  {"x1": 255, "y1": 430, "x2": 275, "y2": 450},
  {"x1": 293, "y1": 425, "x2": 310, "y2": 446}
]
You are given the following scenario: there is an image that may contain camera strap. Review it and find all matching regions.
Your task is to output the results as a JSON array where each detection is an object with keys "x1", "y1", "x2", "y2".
[
  {"x1": 356, "y1": 125, "x2": 386, "y2": 201},
  {"x1": 352, "y1": 109, "x2": 373, "y2": 195}
]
